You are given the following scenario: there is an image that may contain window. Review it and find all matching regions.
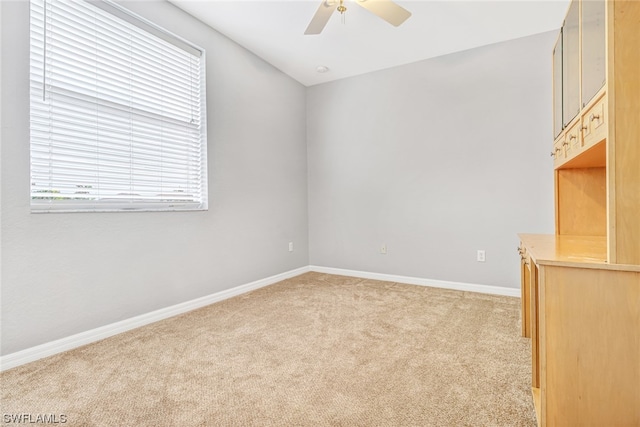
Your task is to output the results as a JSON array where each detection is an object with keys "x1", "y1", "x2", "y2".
[{"x1": 30, "y1": 0, "x2": 207, "y2": 212}]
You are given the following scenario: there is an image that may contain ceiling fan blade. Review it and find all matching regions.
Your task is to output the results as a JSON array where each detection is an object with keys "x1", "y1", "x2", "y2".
[
  {"x1": 357, "y1": 0, "x2": 411, "y2": 27},
  {"x1": 305, "y1": 1, "x2": 338, "y2": 35}
]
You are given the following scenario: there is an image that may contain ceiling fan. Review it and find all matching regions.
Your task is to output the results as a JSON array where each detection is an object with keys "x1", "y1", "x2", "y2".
[{"x1": 305, "y1": 0, "x2": 411, "y2": 35}]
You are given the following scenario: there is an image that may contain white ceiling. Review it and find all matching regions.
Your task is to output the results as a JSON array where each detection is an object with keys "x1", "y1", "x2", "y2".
[{"x1": 169, "y1": 0, "x2": 569, "y2": 86}]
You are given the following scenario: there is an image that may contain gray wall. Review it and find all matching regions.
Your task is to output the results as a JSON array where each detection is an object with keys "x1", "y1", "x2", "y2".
[
  {"x1": 0, "y1": 0, "x2": 309, "y2": 355},
  {"x1": 307, "y1": 31, "x2": 556, "y2": 288},
  {"x1": 1, "y1": 0, "x2": 557, "y2": 357}
]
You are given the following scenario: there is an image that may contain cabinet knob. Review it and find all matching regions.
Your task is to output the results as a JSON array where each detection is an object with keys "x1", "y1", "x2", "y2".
[{"x1": 590, "y1": 113, "x2": 600, "y2": 122}]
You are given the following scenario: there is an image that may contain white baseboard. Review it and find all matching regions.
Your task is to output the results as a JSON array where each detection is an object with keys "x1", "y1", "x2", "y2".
[
  {"x1": 309, "y1": 266, "x2": 521, "y2": 298},
  {"x1": 0, "y1": 266, "x2": 310, "y2": 372},
  {"x1": 1, "y1": 264, "x2": 518, "y2": 371}
]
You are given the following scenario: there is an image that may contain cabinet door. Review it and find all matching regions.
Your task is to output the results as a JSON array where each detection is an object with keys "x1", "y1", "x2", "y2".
[
  {"x1": 520, "y1": 251, "x2": 531, "y2": 338},
  {"x1": 553, "y1": 31, "x2": 563, "y2": 138},
  {"x1": 562, "y1": 0, "x2": 580, "y2": 126},
  {"x1": 581, "y1": 0, "x2": 606, "y2": 106}
]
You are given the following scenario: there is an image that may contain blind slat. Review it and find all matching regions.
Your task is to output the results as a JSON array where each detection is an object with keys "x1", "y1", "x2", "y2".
[{"x1": 30, "y1": 0, "x2": 207, "y2": 213}]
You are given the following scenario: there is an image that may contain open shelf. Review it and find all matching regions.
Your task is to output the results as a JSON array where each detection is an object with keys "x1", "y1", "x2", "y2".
[
  {"x1": 556, "y1": 166, "x2": 607, "y2": 238},
  {"x1": 558, "y1": 139, "x2": 606, "y2": 169}
]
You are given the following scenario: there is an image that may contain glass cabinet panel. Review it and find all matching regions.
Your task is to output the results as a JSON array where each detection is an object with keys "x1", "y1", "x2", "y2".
[
  {"x1": 553, "y1": 31, "x2": 563, "y2": 138},
  {"x1": 582, "y1": 0, "x2": 606, "y2": 106},
  {"x1": 563, "y1": 0, "x2": 580, "y2": 126}
]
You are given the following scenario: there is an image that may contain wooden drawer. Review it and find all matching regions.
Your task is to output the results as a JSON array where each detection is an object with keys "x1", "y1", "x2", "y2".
[
  {"x1": 582, "y1": 93, "x2": 607, "y2": 149},
  {"x1": 563, "y1": 119, "x2": 582, "y2": 161},
  {"x1": 552, "y1": 138, "x2": 564, "y2": 167}
]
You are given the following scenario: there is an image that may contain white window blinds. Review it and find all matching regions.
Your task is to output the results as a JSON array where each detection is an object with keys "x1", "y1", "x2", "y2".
[{"x1": 30, "y1": 0, "x2": 207, "y2": 212}]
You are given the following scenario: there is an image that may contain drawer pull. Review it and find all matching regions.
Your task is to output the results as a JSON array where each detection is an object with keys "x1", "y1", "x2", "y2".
[
  {"x1": 563, "y1": 141, "x2": 569, "y2": 147},
  {"x1": 581, "y1": 125, "x2": 588, "y2": 131},
  {"x1": 569, "y1": 134, "x2": 577, "y2": 141},
  {"x1": 590, "y1": 113, "x2": 600, "y2": 122}
]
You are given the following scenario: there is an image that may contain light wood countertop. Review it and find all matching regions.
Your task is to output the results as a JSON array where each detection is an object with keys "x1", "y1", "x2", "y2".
[{"x1": 518, "y1": 234, "x2": 640, "y2": 272}]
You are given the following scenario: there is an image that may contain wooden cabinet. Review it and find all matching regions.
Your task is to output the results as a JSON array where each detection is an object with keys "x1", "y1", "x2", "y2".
[
  {"x1": 518, "y1": 244, "x2": 531, "y2": 338},
  {"x1": 519, "y1": 1, "x2": 640, "y2": 425},
  {"x1": 518, "y1": 235, "x2": 639, "y2": 427},
  {"x1": 550, "y1": 0, "x2": 639, "y2": 264}
]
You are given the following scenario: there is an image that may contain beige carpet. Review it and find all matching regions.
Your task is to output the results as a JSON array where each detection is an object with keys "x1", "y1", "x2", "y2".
[{"x1": 0, "y1": 272, "x2": 535, "y2": 426}]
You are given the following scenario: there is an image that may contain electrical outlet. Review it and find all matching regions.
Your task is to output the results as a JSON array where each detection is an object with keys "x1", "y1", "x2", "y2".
[
  {"x1": 380, "y1": 244, "x2": 387, "y2": 255},
  {"x1": 477, "y1": 250, "x2": 486, "y2": 262},
  {"x1": 288, "y1": 242, "x2": 294, "y2": 252}
]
